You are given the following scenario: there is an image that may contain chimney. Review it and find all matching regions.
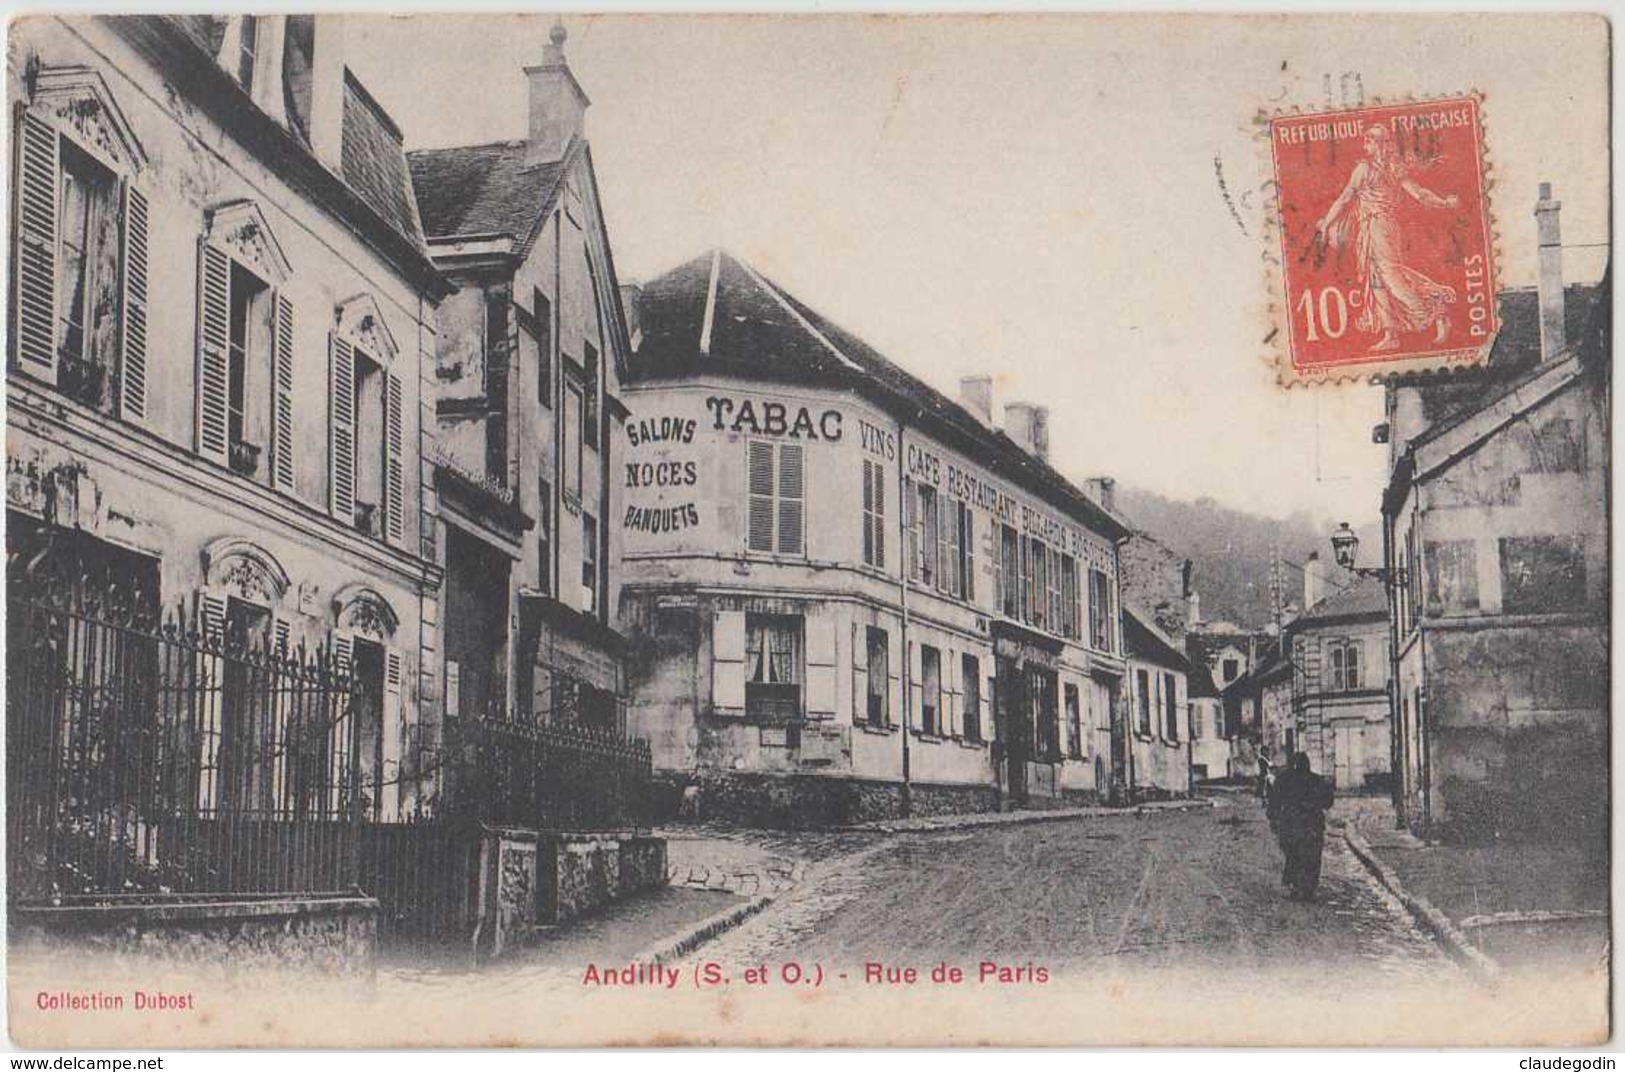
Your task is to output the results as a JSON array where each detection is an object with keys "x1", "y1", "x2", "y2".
[
  {"x1": 1535, "y1": 182, "x2": 1567, "y2": 362},
  {"x1": 526, "y1": 22, "x2": 590, "y2": 165},
  {"x1": 958, "y1": 375, "x2": 994, "y2": 424},
  {"x1": 1188, "y1": 589, "x2": 1202, "y2": 627},
  {"x1": 308, "y1": 15, "x2": 346, "y2": 171},
  {"x1": 1083, "y1": 476, "x2": 1116, "y2": 513},
  {"x1": 1303, "y1": 551, "x2": 1327, "y2": 610},
  {"x1": 619, "y1": 282, "x2": 643, "y2": 351},
  {"x1": 1004, "y1": 402, "x2": 1049, "y2": 461}
]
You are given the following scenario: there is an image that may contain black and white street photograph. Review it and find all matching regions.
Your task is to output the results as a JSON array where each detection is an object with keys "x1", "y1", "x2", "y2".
[{"x1": 2, "y1": 11, "x2": 1611, "y2": 1050}]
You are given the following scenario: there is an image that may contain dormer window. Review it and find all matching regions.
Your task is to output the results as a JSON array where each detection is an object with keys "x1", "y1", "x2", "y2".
[{"x1": 236, "y1": 15, "x2": 260, "y2": 91}]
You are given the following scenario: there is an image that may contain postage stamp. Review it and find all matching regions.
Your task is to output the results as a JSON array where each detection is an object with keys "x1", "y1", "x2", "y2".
[{"x1": 1268, "y1": 96, "x2": 1499, "y2": 385}]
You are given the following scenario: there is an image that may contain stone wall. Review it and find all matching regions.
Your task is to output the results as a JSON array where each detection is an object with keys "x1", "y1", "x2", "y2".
[
  {"x1": 10, "y1": 894, "x2": 378, "y2": 979},
  {"x1": 668, "y1": 771, "x2": 1000, "y2": 828},
  {"x1": 540, "y1": 834, "x2": 669, "y2": 926}
]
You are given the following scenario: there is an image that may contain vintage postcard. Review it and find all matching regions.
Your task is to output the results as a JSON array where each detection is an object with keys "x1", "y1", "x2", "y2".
[{"x1": 3, "y1": 12, "x2": 1610, "y2": 1050}]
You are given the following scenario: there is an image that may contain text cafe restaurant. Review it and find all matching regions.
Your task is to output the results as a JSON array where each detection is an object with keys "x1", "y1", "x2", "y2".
[{"x1": 616, "y1": 251, "x2": 1133, "y2": 825}]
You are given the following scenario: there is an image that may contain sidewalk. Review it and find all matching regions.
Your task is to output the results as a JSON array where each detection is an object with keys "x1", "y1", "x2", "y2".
[{"x1": 1338, "y1": 798, "x2": 1608, "y2": 974}]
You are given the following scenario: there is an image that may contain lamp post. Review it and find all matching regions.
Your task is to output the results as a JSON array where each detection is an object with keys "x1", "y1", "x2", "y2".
[{"x1": 1329, "y1": 521, "x2": 1408, "y2": 829}]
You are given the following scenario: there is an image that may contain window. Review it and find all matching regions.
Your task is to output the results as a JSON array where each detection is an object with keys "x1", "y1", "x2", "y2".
[
  {"x1": 746, "y1": 615, "x2": 801, "y2": 722},
  {"x1": 1136, "y1": 669, "x2": 1152, "y2": 735},
  {"x1": 747, "y1": 441, "x2": 804, "y2": 556},
  {"x1": 1328, "y1": 640, "x2": 1363, "y2": 691},
  {"x1": 955, "y1": 502, "x2": 976, "y2": 601},
  {"x1": 861, "y1": 460, "x2": 886, "y2": 568},
  {"x1": 326, "y1": 324, "x2": 402, "y2": 543},
  {"x1": 1026, "y1": 537, "x2": 1048, "y2": 629},
  {"x1": 1065, "y1": 683, "x2": 1082, "y2": 759},
  {"x1": 1190, "y1": 702, "x2": 1202, "y2": 741},
  {"x1": 485, "y1": 286, "x2": 512, "y2": 480},
  {"x1": 1163, "y1": 672, "x2": 1178, "y2": 741},
  {"x1": 920, "y1": 645, "x2": 942, "y2": 736},
  {"x1": 961, "y1": 654, "x2": 982, "y2": 742},
  {"x1": 1424, "y1": 540, "x2": 1479, "y2": 615},
  {"x1": 943, "y1": 496, "x2": 962, "y2": 597},
  {"x1": 865, "y1": 627, "x2": 889, "y2": 726},
  {"x1": 1090, "y1": 569, "x2": 1114, "y2": 652},
  {"x1": 54, "y1": 143, "x2": 121, "y2": 410},
  {"x1": 1222, "y1": 657, "x2": 1240, "y2": 683},
  {"x1": 581, "y1": 513, "x2": 598, "y2": 614},
  {"x1": 1060, "y1": 555, "x2": 1080, "y2": 639},
  {"x1": 226, "y1": 263, "x2": 271, "y2": 471},
  {"x1": 583, "y1": 342, "x2": 600, "y2": 445},
  {"x1": 1500, "y1": 535, "x2": 1586, "y2": 614},
  {"x1": 236, "y1": 15, "x2": 260, "y2": 90},
  {"x1": 563, "y1": 382, "x2": 584, "y2": 500},
  {"x1": 1047, "y1": 546, "x2": 1063, "y2": 634},
  {"x1": 351, "y1": 348, "x2": 386, "y2": 535},
  {"x1": 533, "y1": 289, "x2": 552, "y2": 408},
  {"x1": 999, "y1": 524, "x2": 1021, "y2": 619},
  {"x1": 916, "y1": 484, "x2": 940, "y2": 587},
  {"x1": 1029, "y1": 667, "x2": 1060, "y2": 761},
  {"x1": 537, "y1": 477, "x2": 552, "y2": 595}
]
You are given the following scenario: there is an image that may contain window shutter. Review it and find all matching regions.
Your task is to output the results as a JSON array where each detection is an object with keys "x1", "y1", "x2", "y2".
[
  {"x1": 383, "y1": 647, "x2": 404, "y2": 816},
  {"x1": 907, "y1": 641, "x2": 923, "y2": 732},
  {"x1": 777, "y1": 442, "x2": 804, "y2": 556},
  {"x1": 195, "y1": 243, "x2": 231, "y2": 462},
  {"x1": 850, "y1": 622, "x2": 866, "y2": 724},
  {"x1": 888, "y1": 628, "x2": 901, "y2": 728},
  {"x1": 903, "y1": 479, "x2": 918, "y2": 580},
  {"x1": 806, "y1": 617, "x2": 837, "y2": 717},
  {"x1": 861, "y1": 461, "x2": 874, "y2": 564},
  {"x1": 118, "y1": 184, "x2": 150, "y2": 422},
  {"x1": 272, "y1": 615, "x2": 293, "y2": 655},
  {"x1": 328, "y1": 334, "x2": 356, "y2": 522},
  {"x1": 269, "y1": 292, "x2": 295, "y2": 491},
  {"x1": 963, "y1": 507, "x2": 975, "y2": 602},
  {"x1": 944, "y1": 650, "x2": 960, "y2": 737},
  {"x1": 936, "y1": 492, "x2": 950, "y2": 593},
  {"x1": 328, "y1": 631, "x2": 355, "y2": 808},
  {"x1": 747, "y1": 441, "x2": 774, "y2": 552},
  {"x1": 711, "y1": 610, "x2": 746, "y2": 713},
  {"x1": 873, "y1": 463, "x2": 885, "y2": 568},
  {"x1": 331, "y1": 631, "x2": 354, "y2": 678},
  {"x1": 384, "y1": 369, "x2": 405, "y2": 544},
  {"x1": 14, "y1": 112, "x2": 58, "y2": 383},
  {"x1": 194, "y1": 588, "x2": 228, "y2": 813}
]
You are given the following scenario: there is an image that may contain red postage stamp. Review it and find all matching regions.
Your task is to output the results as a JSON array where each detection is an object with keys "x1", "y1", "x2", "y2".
[{"x1": 1269, "y1": 96, "x2": 1499, "y2": 384}]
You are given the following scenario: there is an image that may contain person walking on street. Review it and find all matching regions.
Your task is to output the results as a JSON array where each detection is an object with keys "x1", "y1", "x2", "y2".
[
  {"x1": 1256, "y1": 749, "x2": 1273, "y2": 803},
  {"x1": 1266, "y1": 752, "x2": 1335, "y2": 901}
]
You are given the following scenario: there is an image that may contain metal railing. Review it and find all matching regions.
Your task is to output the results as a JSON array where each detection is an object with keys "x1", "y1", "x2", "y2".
[{"x1": 6, "y1": 579, "x2": 361, "y2": 900}]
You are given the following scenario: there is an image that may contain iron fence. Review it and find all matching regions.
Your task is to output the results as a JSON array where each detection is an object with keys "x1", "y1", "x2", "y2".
[{"x1": 6, "y1": 577, "x2": 361, "y2": 900}]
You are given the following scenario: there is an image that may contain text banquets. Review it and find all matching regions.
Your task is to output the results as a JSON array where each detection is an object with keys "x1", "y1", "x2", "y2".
[{"x1": 581, "y1": 960, "x2": 1049, "y2": 989}]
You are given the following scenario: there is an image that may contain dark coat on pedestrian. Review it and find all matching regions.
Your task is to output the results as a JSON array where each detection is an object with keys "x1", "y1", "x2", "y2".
[{"x1": 1267, "y1": 756, "x2": 1335, "y2": 898}]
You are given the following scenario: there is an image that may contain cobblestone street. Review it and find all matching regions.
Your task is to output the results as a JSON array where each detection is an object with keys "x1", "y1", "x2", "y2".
[{"x1": 692, "y1": 796, "x2": 1460, "y2": 989}]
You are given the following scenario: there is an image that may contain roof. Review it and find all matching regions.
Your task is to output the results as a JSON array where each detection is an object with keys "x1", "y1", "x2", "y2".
[
  {"x1": 1187, "y1": 659, "x2": 1220, "y2": 699},
  {"x1": 1410, "y1": 283, "x2": 1602, "y2": 443},
  {"x1": 627, "y1": 250, "x2": 1134, "y2": 542},
  {"x1": 408, "y1": 140, "x2": 569, "y2": 242},
  {"x1": 112, "y1": 16, "x2": 446, "y2": 297},
  {"x1": 1124, "y1": 605, "x2": 1190, "y2": 671},
  {"x1": 1290, "y1": 574, "x2": 1387, "y2": 627}
]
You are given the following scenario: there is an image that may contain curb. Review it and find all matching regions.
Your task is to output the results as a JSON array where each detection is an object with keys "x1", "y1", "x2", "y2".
[
  {"x1": 636, "y1": 895, "x2": 775, "y2": 966},
  {"x1": 840, "y1": 797, "x2": 1217, "y2": 835},
  {"x1": 1341, "y1": 826, "x2": 1502, "y2": 983}
]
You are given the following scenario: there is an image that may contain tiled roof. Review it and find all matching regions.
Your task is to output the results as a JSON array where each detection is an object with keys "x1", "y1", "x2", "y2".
[
  {"x1": 341, "y1": 71, "x2": 425, "y2": 248},
  {"x1": 1291, "y1": 574, "x2": 1387, "y2": 625},
  {"x1": 407, "y1": 140, "x2": 569, "y2": 241},
  {"x1": 1187, "y1": 659, "x2": 1221, "y2": 699},
  {"x1": 628, "y1": 250, "x2": 1133, "y2": 542}
]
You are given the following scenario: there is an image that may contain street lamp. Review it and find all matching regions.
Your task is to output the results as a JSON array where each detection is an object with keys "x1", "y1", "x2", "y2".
[{"x1": 1330, "y1": 522, "x2": 1408, "y2": 586}]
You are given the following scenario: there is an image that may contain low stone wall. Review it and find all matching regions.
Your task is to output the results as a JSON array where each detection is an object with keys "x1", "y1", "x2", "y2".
[
  {"x1": 9, "y1": 893, "x2": 378, "y2": 979},
  {"x1": 540, "y1": 834, "x2": 669, "y2": 926},
  {"x1": 671, "y1": 771, "x2": 1001, "y2": 828}
]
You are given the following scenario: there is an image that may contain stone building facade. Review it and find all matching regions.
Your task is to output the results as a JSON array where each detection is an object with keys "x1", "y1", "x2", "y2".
[
  {"x1": 6, "y1": 15, "x2": 451, "y2": 817},
  {"x1": 1123, "y1": 607, "x2": 1193, "y2": 797},
  {"x1": 1381, "y1": 185, "x2": 1607, "y2": 844},
  {"x1": 407, "y1": 26, "x2": 631, "y2": 738},
  {"x1": 1286, "y1": 576, "x2": 1392, "y2": 792},
  {"x1": 617, "y1": 251, "x2": 1134, "y2": 823}
]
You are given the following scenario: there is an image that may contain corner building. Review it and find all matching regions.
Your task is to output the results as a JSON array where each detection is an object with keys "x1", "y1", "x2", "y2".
[{"x1": 620, "y1": 251, "x2": 1133, "y2": 825}]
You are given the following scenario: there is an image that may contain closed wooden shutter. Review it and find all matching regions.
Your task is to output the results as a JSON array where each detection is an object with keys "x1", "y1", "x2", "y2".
[
  {"x1": 382, "y1": 647, "x2": 404, "y2": 819},
  {"x1": 850, "y1": 622, "x2": 866, "y2": 724},
  {"x1": 328, "y1": 334, "x2": 356, "y2": 522},
  {"x1": 118, "y1": 184, "x2": 149, "y2": 422},
  {"x1": 806, "y1": 617, "x2": 837, "y2": 717},
  {"x1": 329, "y1": 631, "x2": 354, "y2": 810},
  {"x1": 887, "y1": 625, "x2": 901, "y2": 727},
  {"x1": 270, "y1": 293, "x2": 295, "y2": 491},
  {"x1": 907, "y1": 641, "x2": 923, "y2": 732},
  {"x1": 747, "y1": 441, "x2": 774, "y2": 552},
  {"x1": 384, "y1": 369, "x2": 405, "y2": 544},
  {"x1": 903, "y1": 478, "x2": 918, "y2": 580},
  {"x1": 14, "y1": 113, "x2": 58, "y2": 383},
  {"x1": 711, "y1": 610, "x2": 746, "y2": 713},
  {"x1": 195, "y1": 244, "x2": 231, "y2": 463},
  {"x1": 195, "y1": 589, "x2": 228, "y2": 814},
  {"x1": 776, "y1": 442, "x2": 804, "y2": 555}
]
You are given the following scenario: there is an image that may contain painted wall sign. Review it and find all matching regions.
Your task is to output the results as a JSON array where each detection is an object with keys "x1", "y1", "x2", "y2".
[
  {"x1": 625, "y1": 416, "x2": 697, "y2": 447},
  {"x1": 705, "y1": 395, "x2": 843, "y2": 441},
  {"x1": 625, "y1": 410, "x2": 704, "y2": 540},
  {"x1": 859, "y1": 419, "x2": 896, "y2": 461},
  {"x1": 624, "y1": 503, "x2": 701, "y2": 534}
]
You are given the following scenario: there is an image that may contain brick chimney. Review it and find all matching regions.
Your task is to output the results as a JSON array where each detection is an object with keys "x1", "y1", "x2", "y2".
[
  {"x1": 958, "y1": 375, "x2": 994, "y2": 424},
  {"x1": 1535, "y1": 182, "x2": 1567, "y2": 362},
  {"x1": 526, "y1": 22, "x2": 590, "y2": 165},
  {"x1": 308, "y1": 15, "x2": 346, "y2": 171},
  {"x1": 1003, "y1": 402, "x2": 1050, "y2": 462}
]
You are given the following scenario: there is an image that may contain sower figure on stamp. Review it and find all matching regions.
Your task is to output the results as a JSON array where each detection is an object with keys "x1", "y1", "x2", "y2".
[
  {"x1": 1266, "y1": 752, "x2": 1335, "y2": 901},
  {"x1": 1314, "y1": 124, "x2": 1461, "y2": 353}
]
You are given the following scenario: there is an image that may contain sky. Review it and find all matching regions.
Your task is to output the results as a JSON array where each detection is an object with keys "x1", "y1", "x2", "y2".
[{"x1": 344, "y1": 13, "x2": 1610, "y2": 526}]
